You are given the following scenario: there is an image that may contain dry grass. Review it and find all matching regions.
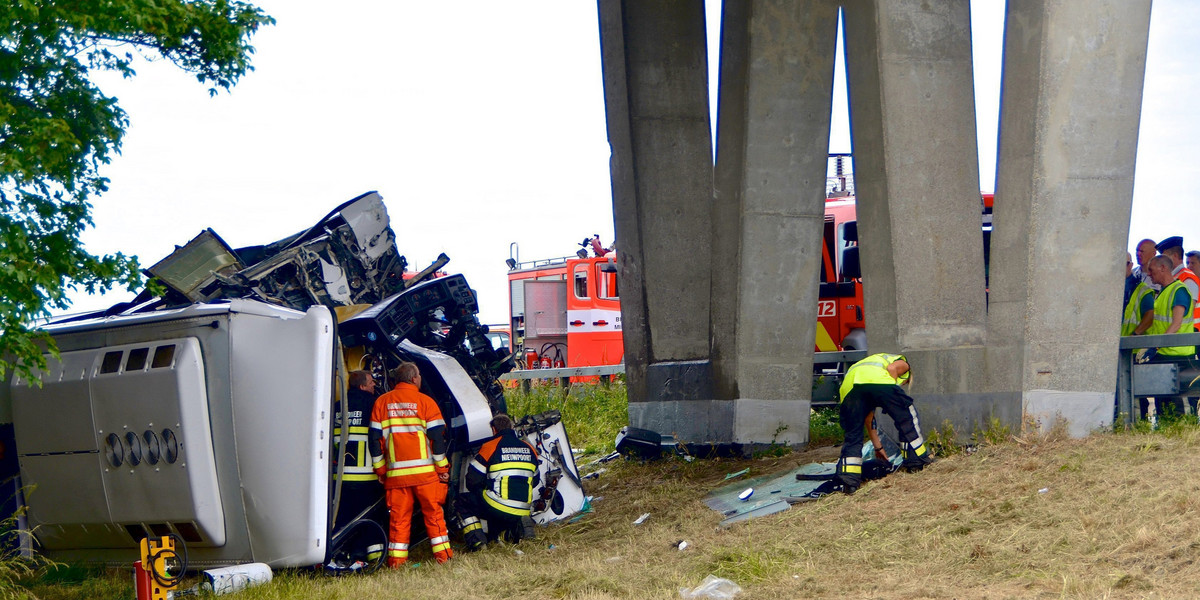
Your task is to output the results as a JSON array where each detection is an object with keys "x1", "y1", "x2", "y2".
[{"x1": 25, "y1": 424, "x2": 1200, "y2": 600}]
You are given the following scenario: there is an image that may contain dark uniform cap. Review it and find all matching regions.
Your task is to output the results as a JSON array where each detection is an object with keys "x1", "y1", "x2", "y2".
[{"x1": 1156, "y1": 236, "x2": 1184, "y2": 253}]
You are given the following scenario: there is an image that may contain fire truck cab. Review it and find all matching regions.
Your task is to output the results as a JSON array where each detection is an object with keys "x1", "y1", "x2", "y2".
[
  {"x1": 507, "y1": 254, "x2": 623, "y2": 373},
  {"x1": 818, "y1": 196, "x2": 866, "y2": 352}
]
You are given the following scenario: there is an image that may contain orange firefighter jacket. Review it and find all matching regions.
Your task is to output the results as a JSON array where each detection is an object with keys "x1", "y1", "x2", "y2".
[
  {"x1": 1177, "y1": 266, "x2": 1200, "y2": 321},
  {"x1": 368, "y1": 382, "x2": 449, "y2": 489}
]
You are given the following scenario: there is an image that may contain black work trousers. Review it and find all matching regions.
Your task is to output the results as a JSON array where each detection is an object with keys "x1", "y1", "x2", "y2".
[
  {"x1": 836, "y1": 384, "x2": 930, "y2": 488},
  {"x1": 331, "y1": 480, "x2": 387, "y2": 561},
  {"x1": 456, "y1": 489, "x2": 525, "y2": 545}
]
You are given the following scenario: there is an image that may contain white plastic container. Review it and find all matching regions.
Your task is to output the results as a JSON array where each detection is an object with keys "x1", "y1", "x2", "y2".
[{"x1": 201, "y1": 563, "x2": 272, "y2": 595}]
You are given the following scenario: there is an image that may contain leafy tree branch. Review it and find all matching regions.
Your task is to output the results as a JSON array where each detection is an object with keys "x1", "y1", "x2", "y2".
[{"x1": 0, "y1": 0, "x2": 273, "y2": 382}]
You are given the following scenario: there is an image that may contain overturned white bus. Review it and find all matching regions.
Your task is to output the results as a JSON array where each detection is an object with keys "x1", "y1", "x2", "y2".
[{"x1": 0, "y1": 192, "x2": 583, "y2": 567}]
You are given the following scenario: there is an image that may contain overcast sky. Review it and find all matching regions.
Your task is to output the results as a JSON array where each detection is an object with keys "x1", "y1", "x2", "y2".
[{"x1": 69, "y1": 1, "x2": 1198, "y2": 324}]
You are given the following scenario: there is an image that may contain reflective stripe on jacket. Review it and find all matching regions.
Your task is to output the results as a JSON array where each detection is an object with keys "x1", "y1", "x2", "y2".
[
  {"x1": 467, "y1": 429, "x2": 540, "y2": 517},
  {"x1": 334, "y1": 387, "x2": 378, "y2": 482},
  {"x1": 1148, "y1": 279, "x2": 1196, "y2": 357},
  {"x1": 839, "y1": 353, "x2": 907, "y2": 402},
  {"x1": 1122, "y1": 281, "x2": 1155, "y2": 336},
  {"x1": 369, "y1": 382, "x2": 449, "y2": 489}
]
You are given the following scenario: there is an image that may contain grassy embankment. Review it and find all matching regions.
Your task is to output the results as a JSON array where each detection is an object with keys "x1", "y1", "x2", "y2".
[{"x1": 19, "y1": 384, "x2": 1200, "y2": 599}]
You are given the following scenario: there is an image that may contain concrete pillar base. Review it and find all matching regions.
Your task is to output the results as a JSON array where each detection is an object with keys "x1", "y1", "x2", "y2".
[
  {"x1": 908, "y1": 392, "x2": 1021, "y2": 442},
  {"x1": 1023, "y1": 390, "x2": 1114, "y2": 438},
  {"x1": 628, "y1": 397, "x2": 810, "y2": 446}
]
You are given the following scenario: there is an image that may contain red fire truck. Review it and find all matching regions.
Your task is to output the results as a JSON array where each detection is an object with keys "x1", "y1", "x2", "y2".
[
  {"x1": 507, "y1": 239, "x2": 622, "y2": 373},
  {"x1": 507, "y1": 186, "x2": 993, "y2": 374},
  {"x1": 506, "y1": 196, "x2": 866, "y2": 373}
]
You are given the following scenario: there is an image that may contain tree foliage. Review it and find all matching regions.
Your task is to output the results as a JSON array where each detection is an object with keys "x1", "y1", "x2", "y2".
[{"x1": 0, "y1": 0, "x2": 273, "y2": 382}]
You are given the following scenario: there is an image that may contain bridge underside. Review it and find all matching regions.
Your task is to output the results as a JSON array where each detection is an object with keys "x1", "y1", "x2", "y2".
[{"x1": 599, "y1": 0, "x2": 1152, "y2": 446}]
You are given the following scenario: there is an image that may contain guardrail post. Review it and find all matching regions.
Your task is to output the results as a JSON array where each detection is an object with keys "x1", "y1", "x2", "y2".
[{"x1": 1116, "y1": 348, "x2": 1133, "y2": 428}]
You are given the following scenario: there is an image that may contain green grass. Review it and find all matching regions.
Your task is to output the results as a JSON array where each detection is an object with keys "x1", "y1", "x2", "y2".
[
  {"x1": 807, "y1": 407, "x2": 843, "y2": 447},
  {"x1": 30, "y1": 387, "x2": 1200, "y2": 599},
  {"x1": 504, "y1": 382, "x2": 628, "y2": 455},
  {"x1": 23, "y1": 565, "x2": 124, "y2": 600}
]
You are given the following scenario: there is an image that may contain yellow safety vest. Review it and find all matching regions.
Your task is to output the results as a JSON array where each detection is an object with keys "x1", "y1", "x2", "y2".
[
  {"x1": 1148, "y1": 280, "x2": 1196, "y2": 356},
  {"x1": 839, "y1": 353, "x2": 907, "y2": 402},
  {"x1": 1121, "y1": 281, "x2": 1155, "y2": 336}
]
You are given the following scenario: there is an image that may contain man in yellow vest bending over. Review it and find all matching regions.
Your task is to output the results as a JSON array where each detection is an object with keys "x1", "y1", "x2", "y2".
[{"x1": 835, "y1": 353, "x2": 933, "y2": 493}]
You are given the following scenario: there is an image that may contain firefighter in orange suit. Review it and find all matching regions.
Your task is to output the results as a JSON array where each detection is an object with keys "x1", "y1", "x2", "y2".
[
  {"x1": 368, "y1": 362, "x2": 452, "y2": 566},
  {"x1": 459, "y1": 413, "x2": 540, "y2": 549}
]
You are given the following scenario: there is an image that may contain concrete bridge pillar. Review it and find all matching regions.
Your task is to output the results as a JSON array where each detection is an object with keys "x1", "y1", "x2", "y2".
[
  {"x1": 710, "y1": 0, "x2": 840, "y2": 446},
  {"x1": 598, "y1": 0, "x2": 717, "y2": 435},
  {"x1": 600, "y1": 0, "x2": 841, "y2": 447},
  {"x1": 987, "y1": 0, "x2": 1152, "y2": 436},
  {"x1": 598, "y1": 0, "x2": 1154, "y2": 443},
  {"x1": 841, "y1": 1, "x2": 1002, "y2": 429}
]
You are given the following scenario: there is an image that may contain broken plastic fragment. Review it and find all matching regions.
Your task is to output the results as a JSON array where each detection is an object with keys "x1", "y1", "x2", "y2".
[
  {"x1": 633, "y1": 513, "x2": 651, "y2": 525},
  {"x1": 723, "y1": 468, "x2": 751, "y2": 481},
  {"x1": 583, "y1": 468, "x2": 607, "y2": 480},
  {"x1": 1038, "y1": 487, "x2": 1049, "y2": 494}
]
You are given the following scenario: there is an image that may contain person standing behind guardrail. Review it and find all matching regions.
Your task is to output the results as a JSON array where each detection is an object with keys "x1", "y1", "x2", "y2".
[
  {"x1": 1134, "y1": 238, "x2": 1161, "y2": 291},
  {"x1": 1123, "y1": 253, "x2": 1157, "y2": 337},
  {"x1": 1137, "y1": 255, "x2": 1196, "y2": 362},
  {"x1": 1157, "y1": 236, "x2": 1200, "y2": 322}
]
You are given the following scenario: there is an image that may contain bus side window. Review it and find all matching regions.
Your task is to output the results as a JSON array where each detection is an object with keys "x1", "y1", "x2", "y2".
[{"x1": 573, "y1": 264, "x2": 589, "y2": 299}]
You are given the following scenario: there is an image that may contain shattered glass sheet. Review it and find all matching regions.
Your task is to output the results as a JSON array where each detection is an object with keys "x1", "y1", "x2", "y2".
[{"x1": 705, "y1": 436, "x2": 902, "y2": 527}]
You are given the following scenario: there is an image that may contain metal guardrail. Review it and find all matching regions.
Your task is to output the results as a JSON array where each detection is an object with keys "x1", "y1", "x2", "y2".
[
  {"x1": 500, "y1": 364, "x2": 626, "y2": 381},
  {"x1": 501, "y1": 364, "x2": 625, "y2": 392},
  {"x1": 500, "y1": 351, "x2": 869, "y2": 399},
  {"x1": 813, "y1": 350, "x2": 868, "y2": 365},
  {"x1": 497, "y1": 338, "x2": 1199, "y2": 425},
  {"x1": 1117, "y1": 332, "x2": 1200, "y2": 351},
  {"x1": 1116, "y1": 332, "x2": 1200, "y2": 427},
  {"x1": 501, "y1": 351, "x2": 867, "y2": 381}
]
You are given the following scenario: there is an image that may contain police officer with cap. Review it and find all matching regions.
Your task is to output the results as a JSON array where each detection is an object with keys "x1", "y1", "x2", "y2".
[{"x1": 1157, "y1": 236, "x2": 1200, "y2": 322}]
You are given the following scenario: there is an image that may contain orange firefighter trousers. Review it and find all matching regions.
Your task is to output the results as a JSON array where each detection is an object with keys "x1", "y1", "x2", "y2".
[{"x1": 386, "y1": 482, "x2": 452, "y2": 566}]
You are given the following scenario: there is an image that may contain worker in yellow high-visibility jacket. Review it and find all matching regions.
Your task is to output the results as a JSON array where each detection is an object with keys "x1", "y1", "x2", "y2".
[
  {"x1": 835, "y1": 353, "x2": 932, "y2": 493},
  {"x1": 332, "y1": 370, "x2": 386, "y2": 565}
]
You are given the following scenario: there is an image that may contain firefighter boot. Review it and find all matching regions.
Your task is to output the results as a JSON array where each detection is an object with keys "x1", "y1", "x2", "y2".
[
  {"x1": 460, "y1": 516, "x2": 487, "y2": 551},
  {"x1": 521, "y1": 516, "x2": 537, "y2": 541},
  {"x1": 834, "y1": 456, "x2": 862, "y2": 494},
  {"x1": 901, "y1": 440, "x2": 935, "y2": 473},
  {"x1": 454, "y1": 499, "x2": 487, "y2": 552}
]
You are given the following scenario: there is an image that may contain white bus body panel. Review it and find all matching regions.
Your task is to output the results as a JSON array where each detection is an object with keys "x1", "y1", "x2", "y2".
[
  {"x1": 9, "y1": 301, "x2": 333, "y2": 567},
  {"x1": 228, "y1": 306, "x2": 332, "y2": 566},
  {"x1": 13, "y1": 338, "x2": 225, "y2": 549}
]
